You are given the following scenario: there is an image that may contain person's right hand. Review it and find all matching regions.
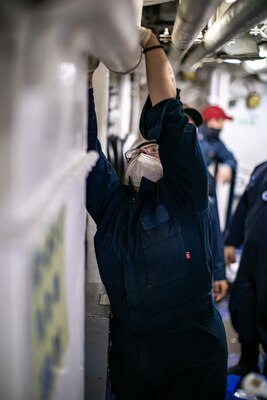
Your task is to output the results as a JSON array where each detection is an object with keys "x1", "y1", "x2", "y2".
[
  {"x1": 139, "y1": 26, "x2": 152, "y2": 48},
  {"x1": 224, "y1": 245, "x2": 236, "y2": 264}
]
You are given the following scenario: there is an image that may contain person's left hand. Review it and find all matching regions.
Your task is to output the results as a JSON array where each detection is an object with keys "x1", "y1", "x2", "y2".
[
  {"x1": 216, "y1": 164, "x2": 232, "y2": 183},
  {"x1": 213, "y1": 279, "x2": 229, "y2": 302}
]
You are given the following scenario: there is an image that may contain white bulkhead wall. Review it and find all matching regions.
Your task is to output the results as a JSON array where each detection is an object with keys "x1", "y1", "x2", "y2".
[
  {"x1": 208, "y1": 67, "x2": 267, "y2": 227},
  {"x1": 0, "y1": 1, "x2": 142, "y2": 400}
]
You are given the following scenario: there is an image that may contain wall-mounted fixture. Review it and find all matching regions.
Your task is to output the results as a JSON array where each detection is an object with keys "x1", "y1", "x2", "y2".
[{"x1": 246, "y1": 92, "x2": 261, "y2": 108}]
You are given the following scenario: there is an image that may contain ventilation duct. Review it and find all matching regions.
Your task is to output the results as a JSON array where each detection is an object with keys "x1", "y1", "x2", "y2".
[
  {"x1": 170, "y1": 0, "x2": 224, "y2": 61},
  {"x1": 181, "y1": 0, "x2": 267, "y2": 71},
  {"x1": 1, "y1": 0, "x2": 142, "y2": 75}
]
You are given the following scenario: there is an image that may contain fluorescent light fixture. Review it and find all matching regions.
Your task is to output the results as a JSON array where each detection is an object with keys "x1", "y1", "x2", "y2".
[
  {"x1": 223, "y1": 59, "x2": 241, "y2": 64},
  {"x1": 259, "y1": 43, "x2": 267, "y2": 58},
  {"x1": 244, "y1": 58, "x2": 267, "y2": 72},
  {"x1": 225, "y1": 0, "x2": 237, "y2": 3}
]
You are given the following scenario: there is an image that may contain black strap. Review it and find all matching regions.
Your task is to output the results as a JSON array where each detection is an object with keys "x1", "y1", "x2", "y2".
[{"x1": 143, "y1": 44, "x2": 164, "y2": 54}]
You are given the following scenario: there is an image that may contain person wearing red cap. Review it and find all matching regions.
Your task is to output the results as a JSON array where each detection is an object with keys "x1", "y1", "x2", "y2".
[
  {"x1": 224, "y1": 161, "x2": 267, "y2": 377},
  {"x1": 198, "y1": 104, "x2": 237, "y2": 234}
]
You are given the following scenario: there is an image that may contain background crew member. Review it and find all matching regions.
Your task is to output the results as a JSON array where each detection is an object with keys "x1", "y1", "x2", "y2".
[
  {"x1": 198, "y1": 105, "x2": 237, "y2": 234},
  {"x1": 225, "y1": 161, "x2": 267, "y2": 377},
  {"x1": 185, "y1": 107, "x2": 228, "y2": 302}
]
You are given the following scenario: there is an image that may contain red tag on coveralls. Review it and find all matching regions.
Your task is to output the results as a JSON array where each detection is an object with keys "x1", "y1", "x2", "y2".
[{"x1": 185, "y1": 251, "x2": 191, "y2": 260}]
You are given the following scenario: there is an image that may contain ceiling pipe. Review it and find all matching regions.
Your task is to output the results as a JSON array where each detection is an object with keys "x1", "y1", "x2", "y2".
[
  {"x1": 54, "y1": 0, "x2": 143, "y2": 74},
  {"x1": 4, "y1": 0, "x2": 143, "y2": 75},
  {"x1": 181, "y1": 0, "x2": 267, "y2": 71},
  {"x1": 170, "y1": 0, "x2": 224, "y2": 61}
]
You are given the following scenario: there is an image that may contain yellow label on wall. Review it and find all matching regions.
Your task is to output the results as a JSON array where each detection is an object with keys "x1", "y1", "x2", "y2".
[{"x1": 30, "y1": 209, "x2": 68, "y2": 400}]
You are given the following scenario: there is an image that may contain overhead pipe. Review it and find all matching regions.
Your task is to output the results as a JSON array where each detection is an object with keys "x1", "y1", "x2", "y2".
[
  {"x1": 170, "y1": 0, "x2": 224, "y2": 62},
  {"x1": 181, "y1": 0, "x2": 267, "y2": 71},
  {"x1": 76, "y1": 0, "x2": 143, "y2": 74},
  {"x1": 6, "y1": 0, "x2": 143, "y2": 74}
]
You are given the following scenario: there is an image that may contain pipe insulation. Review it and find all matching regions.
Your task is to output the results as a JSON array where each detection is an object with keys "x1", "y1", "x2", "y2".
[
  {"x1": 171, "y1": 0, "x2": 224, "y2": 55},
  {"x1": 1, "y1": 0, "x2": 142, "y2": 74},
  {"x1": 56, "y1": 0, "x2": 143, "y2": 74},
  {"x1": 181, "y1": 0, "x2": 267, "y2": 71}
]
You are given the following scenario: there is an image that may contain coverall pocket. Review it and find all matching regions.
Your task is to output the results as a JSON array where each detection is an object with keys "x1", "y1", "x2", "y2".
[{"x1": 140, "y1": 215, "x2": 186, "y2": 285}]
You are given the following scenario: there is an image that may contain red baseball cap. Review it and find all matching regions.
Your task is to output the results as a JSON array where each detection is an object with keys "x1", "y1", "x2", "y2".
[{"x1": 201, "y1": 105, "x2": 233, "y2": 121}]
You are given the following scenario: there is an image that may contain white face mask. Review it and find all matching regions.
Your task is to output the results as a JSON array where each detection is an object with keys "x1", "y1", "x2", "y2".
[{"x1": 124, "y1": 153, "x2": 163, "y2": 188}]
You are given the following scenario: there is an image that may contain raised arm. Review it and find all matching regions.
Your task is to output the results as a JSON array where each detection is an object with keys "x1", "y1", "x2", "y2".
[
  {"x1": 139, "y1": 28, "x2": 208, "y2": 210},
  {"x1": 86, "y1": 66, "x2": 122, "y2": 225},
  {"x1": 140, "y1": 28, "x2": 176, "y2": 105}
]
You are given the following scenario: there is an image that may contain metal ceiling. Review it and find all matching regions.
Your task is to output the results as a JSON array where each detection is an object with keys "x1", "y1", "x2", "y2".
[
  {"x1": 2, "y1": 0, "x2": 267, "y2": 75},
  {"x1": 141, "y1": 0, "x2": 267, "y2": 73}
]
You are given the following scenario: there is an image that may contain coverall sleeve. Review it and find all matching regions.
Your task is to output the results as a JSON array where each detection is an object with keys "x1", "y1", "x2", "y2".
[
  {"x1": 86, "y1": 88, "x2": 122, "y2": 225},
  {"x1": 210, "y1": 199, "x2": 226, "y2": 280},
  {"x1": 225, "y1": 162, "x2": 267, "y2": 246},
  {"x1": 208, "y1": 173, "x2": 226, "y2": 280},
  {"x1": 224, "y1": 184, "x2": 249, "y2": 247},
  {"x1": 139, "y1": 92, "x2": 208, "y2": 211}
]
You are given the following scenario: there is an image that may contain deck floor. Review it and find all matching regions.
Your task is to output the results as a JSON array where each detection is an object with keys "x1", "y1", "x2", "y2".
[{"x1": 216, "y1": 295, "x2": 241, "y2": 368}]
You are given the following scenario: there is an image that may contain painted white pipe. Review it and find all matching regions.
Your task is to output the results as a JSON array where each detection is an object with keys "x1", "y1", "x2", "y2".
[
  {"x1": 181, "y1": 0, "x2": 267, "y2": 71},
  {"x1": 171, "y1": 0, "x2": 223, "y2": 55},
  {"x1": 69, "y1": 0, "x2": 143, "y2": 74},
  {"x1": 3, "y1": 0, "x2": 143, "y2": 74}
]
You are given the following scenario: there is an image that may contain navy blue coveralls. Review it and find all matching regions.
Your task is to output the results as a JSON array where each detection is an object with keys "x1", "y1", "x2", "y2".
[
  {"x1": 225, "y1": 161, "x2": 267, "y2": 356},
  {"x1": 197, "y1": 127, "x2": 237, "y2": 174},
  {"x1": 86, "y1": 88, "x2": 227, "y2": 400},
  {"x1": 209, "y1": 173, "x2": 226, "y2": 281}
]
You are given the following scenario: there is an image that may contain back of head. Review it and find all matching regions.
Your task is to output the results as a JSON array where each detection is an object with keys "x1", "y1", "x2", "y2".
[{"x1": 184, "y1": 107, "x2": 203, "y2": 127}]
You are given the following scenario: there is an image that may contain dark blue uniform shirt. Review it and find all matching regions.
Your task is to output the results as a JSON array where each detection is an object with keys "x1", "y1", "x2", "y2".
[
  {"x1": 198, "y1": 124, "x2": 237, "y2": 243},
  {"x1": 209, "y1": 173, "x2": 226, "y2": 281},
  {"x1": 197, "y1": 126, "x2": 237, "y2": 172},
  {"x1": 86, "y1": 88, "x2": 213, "y2": 337},
  {"x1": 225, "y1": 161, "x2": 267, "y2": 246},
  {"x1": 225, "y1": 162, "x2": 267, "y2": 351}
]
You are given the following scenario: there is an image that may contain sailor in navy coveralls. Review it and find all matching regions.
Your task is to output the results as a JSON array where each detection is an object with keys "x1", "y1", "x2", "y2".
[
  {"x1": 86, "y1": 28, "x2": 227, "y2": 400},
  {"x1": 225, "y1": 161, "x2": 267, "y2": 377}
]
